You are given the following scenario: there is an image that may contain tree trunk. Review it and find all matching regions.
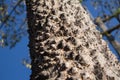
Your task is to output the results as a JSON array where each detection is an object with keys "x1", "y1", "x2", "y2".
[{"x1": 26, "y1": 0, "x2": 120, "y2": 80}]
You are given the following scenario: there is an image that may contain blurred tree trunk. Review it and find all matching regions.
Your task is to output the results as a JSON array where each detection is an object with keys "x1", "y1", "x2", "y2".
[{"x1": 25, "y1": 0, "x2": 120, "y2": 80}]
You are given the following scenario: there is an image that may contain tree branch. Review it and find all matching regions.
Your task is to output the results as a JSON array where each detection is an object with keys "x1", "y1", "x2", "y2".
[
  {"x1": 102, "y1": 12, "x2": 120, "y2": 22},
  {"x1": 102, "y1": 24, "x2": 120, "y2": 35},
  {"x1": 0, "y1": 0, "x2": 23, "y2": 29}
]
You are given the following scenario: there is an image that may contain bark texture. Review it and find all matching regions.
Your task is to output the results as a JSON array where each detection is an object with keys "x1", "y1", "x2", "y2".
[{"x1": 26, "y1": 0, "x2": 120, "y2": 80}]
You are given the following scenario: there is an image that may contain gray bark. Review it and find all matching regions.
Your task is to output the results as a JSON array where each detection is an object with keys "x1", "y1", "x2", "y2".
[{"x1": 26, "y1": 0, "x2": 120, "y2": 80}]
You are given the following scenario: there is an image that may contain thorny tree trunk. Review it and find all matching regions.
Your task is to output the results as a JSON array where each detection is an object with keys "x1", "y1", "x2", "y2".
[{"x1": 26, "y1": 0, "x2": 120, "y2": 80}]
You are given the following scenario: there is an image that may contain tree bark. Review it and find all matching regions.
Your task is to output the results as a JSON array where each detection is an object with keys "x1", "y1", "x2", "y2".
[{"x1": 26, "y1": 0, "x2": 120, "y2": 80}]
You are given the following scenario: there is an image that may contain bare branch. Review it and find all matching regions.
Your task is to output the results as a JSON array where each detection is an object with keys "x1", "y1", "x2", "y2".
[{"x1": 0, "y1": 0, "x2": 23, "y2": 29}]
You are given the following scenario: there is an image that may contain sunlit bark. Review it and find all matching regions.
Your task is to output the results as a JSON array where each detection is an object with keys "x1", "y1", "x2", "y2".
[{"x1": 26, "y1": 0, "x2": 120, "y2": 80}]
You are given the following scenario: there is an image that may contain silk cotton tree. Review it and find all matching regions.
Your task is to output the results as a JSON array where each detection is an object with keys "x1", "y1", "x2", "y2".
[{"x1": 25, "y1": 0, "x2": 120, "y2": 80}]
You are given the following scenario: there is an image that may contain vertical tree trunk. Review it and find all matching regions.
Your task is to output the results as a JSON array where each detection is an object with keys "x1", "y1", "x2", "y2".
[{"x1": 26, "y1": 0, "x2": 120, "y2": 80}]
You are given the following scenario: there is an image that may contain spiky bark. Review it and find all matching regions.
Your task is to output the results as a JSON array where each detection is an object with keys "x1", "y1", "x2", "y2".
[{"x1": 26, "y1": 0, "x2": 120, "y2": 80}]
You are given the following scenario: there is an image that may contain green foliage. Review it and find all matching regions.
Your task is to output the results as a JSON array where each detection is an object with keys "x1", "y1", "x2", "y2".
[
  {"x1": 0, "y1": 7, "x2": 3, "y2": 10},
  {"x1": 113, "y1": 8, "x2": 120, "y2": 16},
  {"x1": 79, "y1": 0, "x2": 83, "y2": 3}
]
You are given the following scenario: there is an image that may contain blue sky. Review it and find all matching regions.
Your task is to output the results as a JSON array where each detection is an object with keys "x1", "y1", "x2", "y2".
[
  {"x1": 0, "y1": 0, "x2": 30, "y2": 80},
  {"x1": 0, "y1": 36, "x2": 31, "y2": 80}
]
